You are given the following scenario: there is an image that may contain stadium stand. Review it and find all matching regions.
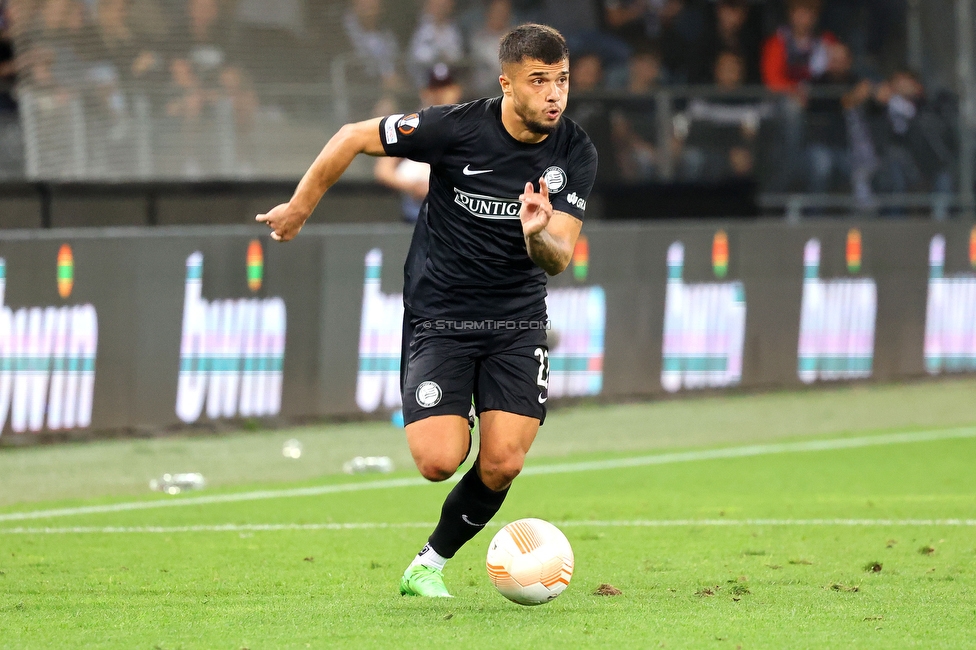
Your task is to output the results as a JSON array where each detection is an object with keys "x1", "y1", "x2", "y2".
[{"x1": 0, "y1": 0, "x2": 972, "y2": 220}]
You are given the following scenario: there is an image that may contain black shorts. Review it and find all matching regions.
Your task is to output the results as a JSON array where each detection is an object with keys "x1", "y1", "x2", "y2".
[{"x1": 399, "y1": 311, "x2": 550, "y2": 427}]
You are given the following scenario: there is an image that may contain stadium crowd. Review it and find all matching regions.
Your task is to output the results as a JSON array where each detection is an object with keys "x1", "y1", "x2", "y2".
[{"x1": 0, "y1": 0, "x2": 959, "y2": 202}]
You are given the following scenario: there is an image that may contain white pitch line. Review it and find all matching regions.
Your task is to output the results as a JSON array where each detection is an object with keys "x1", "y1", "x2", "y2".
[
  {"x1": 0, "y1": 476, "x2": 434, "y2": 523},
  {"x1": 518, "y1": 427, "x2": 976, "y2": 476},
  {"x1": 1, "y1": 426, "x2": 974, "y2": 524},
  {"x1": 567, "y1": 519, "x2": 976, "y2": 527},
  {"x1": 0, "y1": 522, "x2": 437, "y2": 534},
  {"x1": 1, "y1": 519, "x2": 975, "y2": 535}
]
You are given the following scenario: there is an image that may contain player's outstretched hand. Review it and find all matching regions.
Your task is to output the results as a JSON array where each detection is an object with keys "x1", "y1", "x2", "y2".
[
  {"x1": 519, "y1": 177, "x2": 553, "y2": 238},
  {"x1": 256, "y1": 203, "x2": 307, "y2": 242}
]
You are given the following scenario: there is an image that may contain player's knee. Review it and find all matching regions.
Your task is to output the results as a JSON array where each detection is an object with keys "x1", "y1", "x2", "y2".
[
  {"x1": 478, "y1": 456, "x2": 524, "y2": 491},
  {"x1": 416, "y1": 457, "x2": 460, "y2": 483}
]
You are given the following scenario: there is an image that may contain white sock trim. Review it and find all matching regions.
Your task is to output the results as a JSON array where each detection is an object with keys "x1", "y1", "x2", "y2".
[{"x1": 409, "y1": 544, "x2": 448, "y2": 571}]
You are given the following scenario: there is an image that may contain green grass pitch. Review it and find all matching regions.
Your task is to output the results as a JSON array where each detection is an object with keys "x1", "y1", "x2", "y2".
[{"x1": 1, "y1": 380, "x2": 975, "y2": 648}]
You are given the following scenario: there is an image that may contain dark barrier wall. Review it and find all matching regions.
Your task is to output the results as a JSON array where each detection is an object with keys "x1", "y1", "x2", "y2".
[
  {"x1": 0, "y1": 219, "x2": 974, "y2": 441},
  {"x1": 0, "y1": 182, "x2": 405, "y2": 229},
  {"x1": 0, "y1": 179, "x2": 757, "y2": 230}
]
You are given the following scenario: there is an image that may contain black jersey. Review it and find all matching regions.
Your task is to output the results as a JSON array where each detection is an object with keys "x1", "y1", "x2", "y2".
[{"x1": 379, "y1": 97, "x2": 598, "y2": 321}]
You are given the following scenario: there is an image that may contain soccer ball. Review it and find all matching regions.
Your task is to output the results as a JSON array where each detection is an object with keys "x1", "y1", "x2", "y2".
[{"x1": 486, "y1": 518, "x2": 574, "y2": 605}]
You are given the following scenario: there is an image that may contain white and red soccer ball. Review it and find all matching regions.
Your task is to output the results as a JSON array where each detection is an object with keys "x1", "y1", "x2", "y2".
[{"x1": 486, "y1": 518, "x2": 574, "y2": 605}]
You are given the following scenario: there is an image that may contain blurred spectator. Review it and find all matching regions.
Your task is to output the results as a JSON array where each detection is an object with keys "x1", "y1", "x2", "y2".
[
  {"x1": 39, "y1": 0, "x2": 88, "y2": 43},
  {"x1": 510, "y1": 0, "x2": 544, "y2": 22},
  {"x1": 610, "y1": 46, "x2": 662, "y2": 181},
  {"x1": 0, "y1": 0, "x2": 17, "y2": 113},
  {"x1": 762, "y1": 0, "x2": 836, "y2": 190},
  {"x1": 842, "y1": 76, "x2": 881, "y2": 206},
  {"x1": 627, "y1": 45, "x2": 661, "y2": 93},
  {"x1": 20, "y1": 43, "x2": 77, "y2": 175},
  {"x1": 170, "y1": 0, "x2": 249, "y2": 171},
  {"x1": 85, "y1": 61, "x2": 134, "y2": 173},
  {"x1": 183, "y1": 0, "x2": 231, "y2": 90},
  {"x1": 674, "y1": 50, "x2": 770, "y2": 181},
  {"x1": 453, "y1": 0, "x2": 493, "y2": 40},
  {"x1": 820, "y1": 0, "x2": 905, "y2": 72},
  {"x1": 35, "y1": 0, "x2": 89, "y2": 81},
  {"x1": 165, "y1": 55, "x2": 202, "y2": 122},
  {"x1": 5, "y1": 0, "x2": 36, "y2": 38},
  {"x1": 375, "y1": 64, "x2": 463, "y2": 222},
  {"x1": 469, "y1": 0, "x2": 513, "y2": 98},
  {"x1": 234, "y1": 0, "x2": 309, "y2": 85},
  {"x1": 344, "y1": 0, "x2": 401, "y2": 90},
  {"x1": 23, "y1": 43, "x2": 70, "y2": 101},
  {"x1": 219, "y1": 65, "x2": 257, "y2": 129},
  {"x1": 419, "y1": 61, "x2": 464, "y2": 107},
  {"x1": 164, "y1": 55, "x2": 206, "y2": 174},
  {"x1": 15, "y1": 0, "x2": 92, "y2": 105},
  {"x1": 166, "y1": 0, "x2": 237, "y2": 117},
  {"x1": 543, "y1": 0, "x2": 630, "y2": 77},
  {"x1": 658, "y1": 0, "x2": 705, "y2": 83},
  {"x1": 128, "y1": 0, "x2": 170, "y2": 43},
  {"x1": 567, "y1": 52, "x2": 621, "y2": 183},
  {"x1": 408, "y1": 0, "x2": 464, "y2": 88},
  {"x1": 870, "y1": 70, "x2": 954, "y2": 197},
  {"x1": 341, "y1": 0, "x2": 401, "y2": 121},
  {"x1": 235, "y1": 0, "x2": 303, "y2": 34},
  {"x1": 602, "y1": 0, "x2": 664, "y2": 50},
  {"x1": 92, "y1": 0, "x2": 166, "y2": 85},
  {"x1": 219, "y1": 64, "x2": 257, "y2": 174},
  {"x1": 571, "y1": 51, "x2": 603, "y2": 93},
  {"x1": 692, "y1": 0, "x2": 761, "y2": 84},
  {"x1": 804, "y1": 42, "x2": 860, "y2": 195},
  {"x1": 761, "y1": 0, "x2": 836, "y2": 94},
  {"x1": 0, "y1": 0, "x2": 23, "y2": 177}
]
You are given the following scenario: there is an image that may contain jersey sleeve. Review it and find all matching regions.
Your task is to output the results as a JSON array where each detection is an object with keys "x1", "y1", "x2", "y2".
[
  {"x1": 552, "y1": 139, "x2": 598, "y2": 221},
  {"x1": 378, "y1": 105, "x2": 457, "y2": 165}
]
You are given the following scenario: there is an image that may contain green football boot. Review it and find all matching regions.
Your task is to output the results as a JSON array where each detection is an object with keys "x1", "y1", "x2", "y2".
[{"x1": 399, "y1": 564, "x2": 453, "y2": 598}]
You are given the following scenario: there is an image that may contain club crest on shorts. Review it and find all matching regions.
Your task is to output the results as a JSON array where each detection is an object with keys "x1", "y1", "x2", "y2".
[
  {"x1": 398, "y1": 113, "x2": 420, "y2": 136},
  {"x1": 416, "y1": 381, "x2": 442, "y2": 408},
  {"x1": 542, "y1": 166, "x2": 567, "y2": 193}
]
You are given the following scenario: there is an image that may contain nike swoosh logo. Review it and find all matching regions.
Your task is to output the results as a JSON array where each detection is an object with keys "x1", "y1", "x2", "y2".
[
  {"x1": 461, "y1": 515, "x2": 487, "y2": 527},
  {"x1": 463, "y1": 165, "x2": 493, "y2": 176},
  {"x1": 538, "y1": 394, "x2": 548, "y2": 404}
]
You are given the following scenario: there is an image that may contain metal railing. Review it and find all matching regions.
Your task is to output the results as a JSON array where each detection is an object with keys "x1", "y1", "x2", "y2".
[
  {"x1": 12, "y1": 78, "x2": 975, "y2": 220},
  {"x1": 18, "y1": 87, "x2": 343, "y2": 181},
  {"x1": 573, "y1": 85, "x2": 967, "y2": 219}
]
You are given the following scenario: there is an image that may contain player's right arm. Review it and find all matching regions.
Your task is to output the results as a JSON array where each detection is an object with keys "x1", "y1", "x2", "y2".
[{"x1": 256, "y1": 117, "x2": 386, "y2": 242}]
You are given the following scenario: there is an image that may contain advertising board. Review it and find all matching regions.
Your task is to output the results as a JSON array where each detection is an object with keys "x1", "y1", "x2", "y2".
[{"x1": 0, "y1": 219, "x2": 971, "y2": 442}]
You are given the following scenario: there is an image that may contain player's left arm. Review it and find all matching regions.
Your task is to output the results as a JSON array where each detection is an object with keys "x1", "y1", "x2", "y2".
[
  {"x1": 520, "y1": 178, "x2": 581, "y2": 275},
  {"x1": 521, "y1": 140, "x2": 597, "y2": 275}
]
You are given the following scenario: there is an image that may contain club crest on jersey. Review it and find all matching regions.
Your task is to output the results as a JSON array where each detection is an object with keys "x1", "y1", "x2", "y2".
[
  {"x1": 454, "y1": 188, "x2": 521, "y2": 220},
  {"x1": 416, "y1": 381, "x2": 442, "y2": 408},
  {"x1": 398, "y1": 113, "x2": 420, "y2": 135},
  {"x1": 542, "y1": 166, "x2": 567, "y2": 193}
]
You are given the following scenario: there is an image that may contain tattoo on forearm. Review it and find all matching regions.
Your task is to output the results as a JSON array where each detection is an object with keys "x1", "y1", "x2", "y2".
[{"x1": 527, "y1": 231, "x2": 568, "y2": 275}]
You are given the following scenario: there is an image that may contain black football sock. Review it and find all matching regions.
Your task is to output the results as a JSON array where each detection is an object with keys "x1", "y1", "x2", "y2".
[{"x1": 427, "y1": 463, "x2": 509, "y2": 559}]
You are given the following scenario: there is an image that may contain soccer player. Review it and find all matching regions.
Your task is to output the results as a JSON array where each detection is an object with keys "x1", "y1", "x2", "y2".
[{"x1": 256, "y1": 24, "x2": 597, "y2": 598}]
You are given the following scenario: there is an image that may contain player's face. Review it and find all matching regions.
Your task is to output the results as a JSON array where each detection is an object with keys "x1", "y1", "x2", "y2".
[{"x1": 502, "y1": 58, "x2": 570, "y2": 135}]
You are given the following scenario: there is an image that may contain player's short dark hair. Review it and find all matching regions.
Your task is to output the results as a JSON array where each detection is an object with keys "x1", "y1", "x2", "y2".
[{"x1": 498, "y1": 24, "x2": 569, "y2": 69}]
